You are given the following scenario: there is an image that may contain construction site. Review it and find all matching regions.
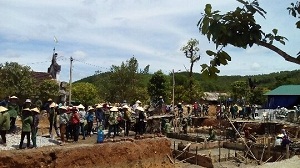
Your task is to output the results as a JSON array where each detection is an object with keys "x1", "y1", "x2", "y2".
[
  {"x1": 0, "y1": 106, "x2": 299, "y2": 168},
  {"x1": 167, "y1": 105, "x2": 300, "y2": 168}
]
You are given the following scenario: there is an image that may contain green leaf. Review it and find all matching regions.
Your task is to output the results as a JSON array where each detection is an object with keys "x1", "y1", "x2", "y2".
[
  {"x1": 236, "y1": 0, "x2": 248, "y2": 5},
  {"x1": 272, "y1": 29, "x2": 278, "y2": 35},
  {"x1": 296, "y1": 21, "x2": 300, "y2": 29},
  {"x1": 201, "y1": 17, "x2": 210, "y2": 35},
  {"x1": 279, "y1": 40, "x2": 285, "y2": 45},
  {"x1": 205, "y1": 4, "x2": 212, "y2": 15},
  {"x1": 274, "y1": 36, "x2": 281, "y2": 41},
  {"x1": 206, "y1": 50, "x2": 215, "y2": 56},
  {"x1": 221, "y1": 51, "x2": 231, "y2": 61}
]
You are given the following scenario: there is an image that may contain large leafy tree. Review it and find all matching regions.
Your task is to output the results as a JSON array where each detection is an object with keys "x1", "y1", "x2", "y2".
[
  {"x1": 72, "y1": 82, "x2": 100, "y2": 106},
  {"x1": 104, "y1": 57, "x2": 150, "y2": 104},
  {"x1": 198, "y1": 0, "x2": 300, "y2": 77},
  {"x1": 0, "y1": 62, "x2": 37, "y2": 99},
  {"x1": 181, "y1": 38, "x2": 201, "y2": 103},
  {"x1": 147, "y1": 70, "x2": 169, "y2": 103},
  {"x1": 38, "y1": 79, "x2": 60, "y2": 102},
  {"x1": 231, "y1": 81, "x2": 249, "y2": 103}
]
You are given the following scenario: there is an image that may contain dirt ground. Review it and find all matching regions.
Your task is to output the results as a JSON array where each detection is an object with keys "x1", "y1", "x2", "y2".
[
  {"x1": 4, "y1": 115, "x2": 173, "y2": 168},
  {"x1": 0, "y1": 137, "x2": 172, "y2": 168}
]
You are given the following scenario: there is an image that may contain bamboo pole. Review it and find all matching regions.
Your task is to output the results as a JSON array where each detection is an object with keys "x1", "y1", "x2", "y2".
[
  {"x1": 225, "y1": 115, "x2": 258, "y2": 161},
  {"x1": 260, "y1": 146, "x2": 266, "y2": 164}
]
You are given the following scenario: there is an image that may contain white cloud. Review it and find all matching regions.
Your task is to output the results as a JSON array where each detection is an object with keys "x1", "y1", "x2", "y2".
[
  {"x1": 0, "y1": 0, "x2": 299, "y2": 81},
  {"x1": 72, "y1": 50, "x2": 88, "y2": 60},
  {"x1": 251, "y1": 62, "x2": 261, "y2": 71}
]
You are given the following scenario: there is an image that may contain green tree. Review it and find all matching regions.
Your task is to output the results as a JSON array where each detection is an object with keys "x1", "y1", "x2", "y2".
[
  {"x1": 231, "y1": 81, "x2": 249, "y2": 102},
  {"x1": 198, "y1": 0, "x2": 300, "y2": 77},
  {"x1": 0, "y1": 62, "x2": 37, "y2": 99},
  {"x1": 181, "y1": 38, "x2": 201, "y2": 103},
  {"x1": 147, "y1": 70, "x2": 169, "y2": 103},
  {"x1": 38, "y1": 79, "x2": 60, "y2": 102},
  {"x1": 72, "y1": 82, "x2": 100, "y2": 106},
  {"x1": 248, "y1": 87, "x2": 267, "y2": 105},
  {"x1": 104, "y1": 57, "x2": 150, "y2": 103}
]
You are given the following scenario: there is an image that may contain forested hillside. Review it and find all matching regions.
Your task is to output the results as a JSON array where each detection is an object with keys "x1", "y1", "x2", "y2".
[{"x1": 78, "y1": 69, "x2": 300, "y2": 93}]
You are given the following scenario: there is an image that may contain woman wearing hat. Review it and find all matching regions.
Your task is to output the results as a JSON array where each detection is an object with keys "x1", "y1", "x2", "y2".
[
  {"x1": 7, "y1": 96, "x2": 19, "y2": 133},
  {"x1": 77, "y1": 104, "x2": 86, "y2": 140},
  {"x1": 58, "y1": 106, "x2": 69, "y2": 145},
  {"x1": 136, "y1": 107, "x2": 146, "y2": 136},
  {"x1": 48, "y1": 102, "x2": 60, "y2": 138},
  {"x1": 19, "y1": 108, "x2": 33, "y2": 149},
  {"x1": 31, "y1": 107, "x2": 40, "y2": 148},
  {"x1": 0, "y1": 106, "x2": 10, "y2": 146},
  {"x1": 95, "y1": 104, "x2": 104, "y2": 129},
  {"x1": 123, "y1": 105, "x2": 132, "y2": 136},
  {"x1": 70, "y1": 107, "x2": 80, "y2": 142},
  {"x1": 85, "y1": 106, "x2": 95, "y2": 137},
  {"x1": 107, "y1": 107, "x2": 119, "y2": 138}
]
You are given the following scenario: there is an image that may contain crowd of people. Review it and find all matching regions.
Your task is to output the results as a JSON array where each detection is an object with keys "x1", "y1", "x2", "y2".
[{"x1": 0, "y1": 96, "x2": 162, "y2": 149}]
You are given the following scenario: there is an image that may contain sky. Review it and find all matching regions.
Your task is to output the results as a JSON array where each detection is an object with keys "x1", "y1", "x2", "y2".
[{"x1": 0, "y1": 0, "x2": 299, "y2": 82}]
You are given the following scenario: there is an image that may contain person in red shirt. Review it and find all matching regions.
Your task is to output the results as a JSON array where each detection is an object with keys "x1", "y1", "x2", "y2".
[
  {"x1": 70, "y1": 107, "x2": 80, "y2": 142},
  {"x1": 193, "y1": 102, "x2": 198, "y2": 116}
]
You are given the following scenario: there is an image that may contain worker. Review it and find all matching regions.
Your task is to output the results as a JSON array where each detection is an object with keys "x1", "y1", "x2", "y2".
[
  {"x1": 244, "y1": 127, "x2": 256, "y2": 143},
  {"x1": 207, "y1": 127, "x2": 216, "y2": 141}
]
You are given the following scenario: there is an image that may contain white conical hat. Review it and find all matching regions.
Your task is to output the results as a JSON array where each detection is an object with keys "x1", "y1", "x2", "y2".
[
  {"x1": 110, "y1": 107, "x2": 119, "y2": 112},
  {"x1": 77, "y1": 104, "x2": 85, "y2": 109},
  {"x1": 88, "y1": 106, "x2": 94, "y2": 111},
  {"x1": 96, "y1": 104, "x2": 103, "y2": 108},
  {"x1": 31, "y1": 107, "x2": 40, "y2": 113},
  {"x1": 59, "y1": 106, "x2": 67, "y2": 110},
  {"x1": 0, "y1": 106, "x2": 8, "y2": 112},
  {"x1": 137, "y1": 106, "x2": 144, "y2": 112},
  {"x1": 49, "y1": 102, "x2": 56, "y2": 108}
]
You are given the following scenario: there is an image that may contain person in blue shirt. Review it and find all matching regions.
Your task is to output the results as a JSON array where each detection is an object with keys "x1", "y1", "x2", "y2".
[
  {"x1": 86, "y1": 107, "x2": 95, "y2": 137},
  {"x1": 95, "y1": 104, "x2": 105, "y2": 129}
]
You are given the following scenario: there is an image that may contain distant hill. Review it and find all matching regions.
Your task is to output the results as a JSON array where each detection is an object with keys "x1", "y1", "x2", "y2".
[{"x1": 76, "y1": 69, "x2": 300, "y2": 92}]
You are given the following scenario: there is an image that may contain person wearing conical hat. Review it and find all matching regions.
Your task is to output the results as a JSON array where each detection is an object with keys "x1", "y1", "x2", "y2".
[
  {"x1": 155, "y1": 96, "x2": 164, "y2": 115},
  {"x1": 70, "y1": 107, "x2": 80, "y2": 142},
  {"x1": 31, "y1": 107, "x2": 40, "y2": 148},
  {"x1": 58, "y1": 106, "x2": 69, "y2": 145},
  {"x1": 107, "y1": 107, "x2": 119, "y2": 138},
  {"x1": 95, "y1": 104, "x2": 105, "y2": 129},
  {"x1": 85, "y1": 106, "x2": 95, "y2": 137},
  {"x1": 123, "y1": 105, "x2": 132, "y2": 136},
  {"x1": 48, "y1": 102, "x2": 60, "y2": 138},
  {"x1": 23, "y1": 99, "x2": 32, "y2": 110},
  {"x1": 19, "y1": 108, "x2": 33, "y2": 149},
  {"x1": 0, "y1": 106, "x2": 10, "y2": 146},
  {"x1": 136, "y1": 106, "x2": 146, "y2": 136},
  {"x1": 7, "y1": 96, "x2": 19, "y2": 133},
  {"x1": 77, "y1": 104, "x2": 86, "y2": 140},
  {"x1": 230, "y1": 104, "x2": 238, "y2": 119}
]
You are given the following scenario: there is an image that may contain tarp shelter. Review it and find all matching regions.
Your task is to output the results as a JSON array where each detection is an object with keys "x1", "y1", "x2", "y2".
[{"x1": 264, "y1": 85, "x2": 300, "y2": 109}]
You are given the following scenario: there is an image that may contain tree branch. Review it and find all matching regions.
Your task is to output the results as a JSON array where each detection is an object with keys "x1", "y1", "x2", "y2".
[{"x1": 256, "y1": 41, "x2": 300, "y2": 64}]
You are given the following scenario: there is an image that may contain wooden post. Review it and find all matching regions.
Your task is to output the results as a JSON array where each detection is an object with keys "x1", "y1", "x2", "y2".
[
  {"x1": 195, "y1": 146, "x2": 198, "y2": 165},
  {"x1": 267, "y1": 138, "x2": 271, "y2": 159},
  {"x1": 228, "y1": 149, "x2": 230, "y2": 160},
  {"x1": 295, "y1": 127, "x2": 300, "y2": 138},
  {"x1": 173, "y1": 141, "x2": 176, "y2": 150},
  {"x1": 286, "y1": 144, "x2": 290, "y2": 159}
]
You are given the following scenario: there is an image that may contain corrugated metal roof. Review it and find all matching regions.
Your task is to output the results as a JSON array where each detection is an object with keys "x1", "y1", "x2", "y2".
[
  {"x1": 202, "y1": 92, "x2": 228, "y2": 101},
  {"x1": 264, "y1": 85, "x2": 300, "y2": 96}
]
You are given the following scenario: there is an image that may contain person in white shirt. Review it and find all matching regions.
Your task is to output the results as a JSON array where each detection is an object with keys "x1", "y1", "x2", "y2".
[{"x1": 78, "y1": 104, "x2": 86, "y2": 140}]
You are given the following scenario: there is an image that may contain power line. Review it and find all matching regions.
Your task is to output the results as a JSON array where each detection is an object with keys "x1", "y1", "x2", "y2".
[{"x1": 72, "y1": 58, "x2": 111, "y2": 71}]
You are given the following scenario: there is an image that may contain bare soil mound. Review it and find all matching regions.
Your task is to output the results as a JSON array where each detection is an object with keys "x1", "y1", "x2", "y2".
[{"x1": 0, "y1": 138, "x2": 172, "y2": 168}]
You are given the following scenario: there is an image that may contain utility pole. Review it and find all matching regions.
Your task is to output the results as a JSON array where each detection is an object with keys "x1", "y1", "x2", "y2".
[
  {"x1": 172, "y1": 69, "x2": 176, "y2": 133},
  {"x1": 172, "y1": 69, "x2": 175, "y2": 112},
  {"x1": 69, "y1": 57, "x2": 73, "y2": 105}
]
